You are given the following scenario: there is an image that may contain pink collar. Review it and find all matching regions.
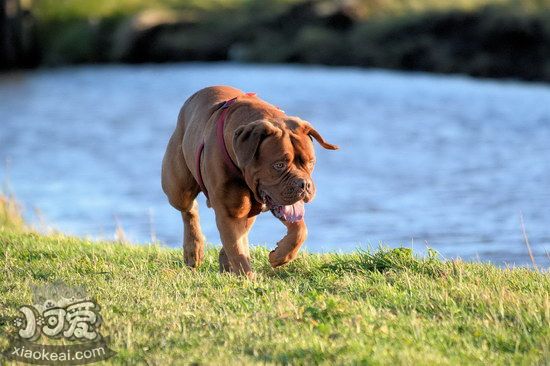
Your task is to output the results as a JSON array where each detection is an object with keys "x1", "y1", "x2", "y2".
[{"x1": 195, "y1": 93, "x2": 256, "y2": 199}]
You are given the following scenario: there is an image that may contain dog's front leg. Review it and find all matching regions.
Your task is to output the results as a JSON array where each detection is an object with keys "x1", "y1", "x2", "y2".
[
  {"x1": 215, "y1": 211, "x2": 255, "y2": 279},
  {"x1": 269, "y1": 219, "x2": 308, "y2": 268}
]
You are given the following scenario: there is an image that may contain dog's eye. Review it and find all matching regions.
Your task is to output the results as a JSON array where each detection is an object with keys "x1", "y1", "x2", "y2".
[{"x1": 273, "y1": 161, "x2": 286, "y2": 171}]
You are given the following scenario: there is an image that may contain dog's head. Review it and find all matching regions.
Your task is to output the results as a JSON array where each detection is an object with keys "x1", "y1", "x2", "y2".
[{"x1": 233, "y1": 117, "x2": 338, "y2": 222}]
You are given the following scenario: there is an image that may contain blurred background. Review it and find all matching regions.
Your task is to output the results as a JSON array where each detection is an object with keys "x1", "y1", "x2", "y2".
[
  {"x1": 2, "y1": 0, "x2": 550, "y2": 79},
  {"x1": 1, "y1": 0, "x2": 549, "y2": 266}
]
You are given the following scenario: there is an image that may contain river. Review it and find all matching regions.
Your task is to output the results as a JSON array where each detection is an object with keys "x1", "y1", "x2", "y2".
[{"x1": 1, "y1": 63, "x2": 549, "y2": 266}]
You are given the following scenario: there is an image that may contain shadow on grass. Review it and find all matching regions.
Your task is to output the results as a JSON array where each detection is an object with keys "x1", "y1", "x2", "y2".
[
  {"x1": 320, "y1": 247, "x2": 445, "y2": 277},
  {"x1": 254, "y1": 247, "x2": 446, "y2": 282},
  {"x1": 247, "y1": 344, "x2": 351, "y2": 366}
]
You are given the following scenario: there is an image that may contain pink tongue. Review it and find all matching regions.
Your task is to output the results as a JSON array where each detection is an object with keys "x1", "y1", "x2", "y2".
[{"x1": 277, "y1": 200, "x2": 305, "y2": 223}]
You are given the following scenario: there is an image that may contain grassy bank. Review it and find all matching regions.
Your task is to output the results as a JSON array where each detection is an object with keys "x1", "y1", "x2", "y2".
[
  {"x1": 6, "y1": 0, "x2": 549, "y2": 81},
  {"x1": 29, "y1": 0, "x2": 550, "y2": 22},
  {"x1": 1, "y1": 196, "x2": 549, "y2": 365}
]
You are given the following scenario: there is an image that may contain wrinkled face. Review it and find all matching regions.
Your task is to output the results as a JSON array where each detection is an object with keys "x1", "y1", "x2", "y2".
[
  {"x1": 255, "y1": 127, "x2": 317, "y2": 206},
  {"x1": 233, "y1": 118, "x2": 338, "y2": 217}
]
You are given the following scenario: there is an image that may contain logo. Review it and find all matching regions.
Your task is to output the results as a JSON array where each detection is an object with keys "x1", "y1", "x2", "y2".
[{"x1": 2, "y1": 282, "x2": 116, "y2": 365}]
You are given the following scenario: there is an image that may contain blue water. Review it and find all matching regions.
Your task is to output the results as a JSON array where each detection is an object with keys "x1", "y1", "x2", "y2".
[{"x1": 1, "y1": 63, "x2": 549, "y2": 266}]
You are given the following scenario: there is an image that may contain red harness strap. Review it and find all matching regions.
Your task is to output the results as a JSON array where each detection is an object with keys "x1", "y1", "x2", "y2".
[
  {"x1": 216, "y1": 98, "x2": 242, "y2": 177},
  {"x1": 195, "y1": 93, "x2": 256, "y2": 199}
]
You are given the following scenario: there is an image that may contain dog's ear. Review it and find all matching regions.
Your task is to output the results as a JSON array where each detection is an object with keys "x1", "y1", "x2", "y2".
[
  {"x1": 297, "y1": 120, "x2": 339, "y2": 150},
  {"x1": 233, "y1": 120, "x2": 280, "y2": 168},
  {"x1": 308, "y1": 127, "x2": 339, "y2": 150}
]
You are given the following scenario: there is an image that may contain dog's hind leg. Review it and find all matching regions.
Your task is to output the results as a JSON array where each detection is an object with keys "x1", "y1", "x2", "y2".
[
  {"x1": 180, "y1": 199, "x2": 204, "y2": 268},
  {"x1": 162, "y1": 127, "x2": 205, "y2": 268}
]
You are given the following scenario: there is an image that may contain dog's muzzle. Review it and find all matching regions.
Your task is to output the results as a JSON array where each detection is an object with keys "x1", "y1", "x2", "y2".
[{"x1": 260, "y1": 190, "x2": 305, "y2": 223}]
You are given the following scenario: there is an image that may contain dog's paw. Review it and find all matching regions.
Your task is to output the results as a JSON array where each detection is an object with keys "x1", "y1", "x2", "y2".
[
  {"x1": 268, "y1": 250, "x2": 294, "y2": 268},
  {"x1": 184, "y1": 248, "x2": 204, "y2": 268},
  {"x1": 219, "y1": 249, "x2": 231, "y2": 273}
]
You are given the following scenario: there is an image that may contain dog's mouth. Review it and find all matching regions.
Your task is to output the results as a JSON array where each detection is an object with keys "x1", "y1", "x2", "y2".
[{"x1": 260, "y1": 190, "x2": 304, "y2": 223}]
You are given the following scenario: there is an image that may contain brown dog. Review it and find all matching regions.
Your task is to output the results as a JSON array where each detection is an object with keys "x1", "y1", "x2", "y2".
[{"x1": 161, "y1": 86, "x2": 338, "y2": 278}]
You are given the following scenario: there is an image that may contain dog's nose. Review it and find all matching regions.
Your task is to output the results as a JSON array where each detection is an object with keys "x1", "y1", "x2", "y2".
[{"x1": 297, "y1": 178, "x2": 312, "y2": 192}]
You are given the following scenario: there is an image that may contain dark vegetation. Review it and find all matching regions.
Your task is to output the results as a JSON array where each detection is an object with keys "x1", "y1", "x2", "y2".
[{"x1": 2, "y1": 0, "x2": 550, "y2": 81}]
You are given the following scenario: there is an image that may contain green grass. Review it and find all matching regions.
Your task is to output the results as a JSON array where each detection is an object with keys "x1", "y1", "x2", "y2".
[{"x1": 1, "y1": 195, "x2": 549, "y2": 365}]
